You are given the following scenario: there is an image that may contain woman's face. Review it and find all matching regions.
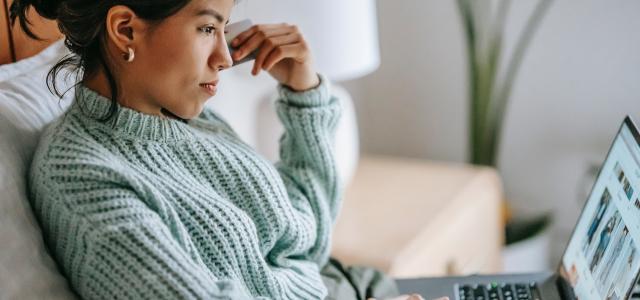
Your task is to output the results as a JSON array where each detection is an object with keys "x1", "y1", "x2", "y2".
[{"x1": 115, "y1": 0, "x2": 234, "y2": 120}]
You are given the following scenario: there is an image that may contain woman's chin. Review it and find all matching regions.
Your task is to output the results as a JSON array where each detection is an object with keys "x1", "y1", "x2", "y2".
[
  {"x1": 178, "y1": 110, "x2": 201, "y2": 120},
  {"x1": 187, "y1": 104, "x2": 208, "y2": 119},
  {"x1": 161, "y1": 105, "x2": 202, "y2": 121}
]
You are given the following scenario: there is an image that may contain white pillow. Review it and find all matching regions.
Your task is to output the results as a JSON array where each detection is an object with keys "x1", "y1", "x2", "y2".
[{"x1": 0, "y1": 40, "x2": 78, "y2": 299}]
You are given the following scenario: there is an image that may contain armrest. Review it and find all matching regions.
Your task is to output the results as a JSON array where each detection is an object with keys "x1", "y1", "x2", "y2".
[{"x1": 331, "y1": 154, "x2": 505, "y2": 278}]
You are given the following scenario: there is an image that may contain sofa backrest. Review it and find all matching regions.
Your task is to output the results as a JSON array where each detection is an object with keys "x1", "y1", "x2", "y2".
[{"x1": 0, "y1": 40, "x2": 79, "y2": 299}]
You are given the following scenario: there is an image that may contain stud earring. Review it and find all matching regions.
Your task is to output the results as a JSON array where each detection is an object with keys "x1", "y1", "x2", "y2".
[{"x1": 123, "y1": 47, "x2": 135, "y2": 62}]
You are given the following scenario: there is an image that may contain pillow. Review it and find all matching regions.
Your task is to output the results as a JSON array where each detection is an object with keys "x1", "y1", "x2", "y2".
[{"x1": 0, "y1": 40, "x2": 78, "y2": 299}]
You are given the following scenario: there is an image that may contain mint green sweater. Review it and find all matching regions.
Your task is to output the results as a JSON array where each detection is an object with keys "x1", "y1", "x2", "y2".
[{"x1": 29, "y1": 75, "x2": 341, "y2": 299}]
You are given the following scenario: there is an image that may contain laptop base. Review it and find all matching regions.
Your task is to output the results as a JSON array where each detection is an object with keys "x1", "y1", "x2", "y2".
[{"x1": 396, "y1": 272, "x2": 561, "y2": 300}]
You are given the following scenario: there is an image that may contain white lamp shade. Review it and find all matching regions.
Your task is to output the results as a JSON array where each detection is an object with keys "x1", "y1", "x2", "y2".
[{"x1": 233, "y1": 0, "x2": 380, "y2": 81}]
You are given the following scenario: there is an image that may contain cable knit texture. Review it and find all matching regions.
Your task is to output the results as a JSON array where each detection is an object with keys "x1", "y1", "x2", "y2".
[{"x1": 28, "y1": 75, "x2": 342, "y2": 299}]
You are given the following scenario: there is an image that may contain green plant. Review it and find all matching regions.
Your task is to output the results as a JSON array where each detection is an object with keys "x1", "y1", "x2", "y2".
[
  {"x1": 457, "y1": 0, "x2": 554, "y2": 244},
  {"x1": 456, "y1": 0, "x2": 553, "y2": 166}
]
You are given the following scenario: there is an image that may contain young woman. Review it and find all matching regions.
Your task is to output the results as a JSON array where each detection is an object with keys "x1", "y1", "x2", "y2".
[{"x1": 11, "y1": 0, "x2": 435, "y2": 299}]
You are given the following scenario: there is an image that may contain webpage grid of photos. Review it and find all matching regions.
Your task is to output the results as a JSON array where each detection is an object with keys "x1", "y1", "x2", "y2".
[{"x1": 561, "y1": 126, "x2": 640, "y2": 300}]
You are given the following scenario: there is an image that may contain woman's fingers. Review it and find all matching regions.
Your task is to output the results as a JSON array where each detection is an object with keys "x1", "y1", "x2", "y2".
[
  {"x1": 231, "y1": 23, "x2": 285, "y2": 47},
  {"x1": 252, "y1": 33, "x2": 301, "y2": 75},
  {"x1": 230, "y1": 22, "x2": 315, "y2": 87},
  {"x1": 263, "y1": 43, "x2": 307, "y2": 71},
  {"x1": 231, "y1": 24, "x2": 293, "y2": 60}
]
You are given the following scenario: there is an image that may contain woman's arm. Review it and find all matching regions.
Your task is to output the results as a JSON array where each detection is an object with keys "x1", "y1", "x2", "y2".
[
  {"x1": 274, "y1": 74, "x2": 342, "y2": 267},
  {"x1": 223, "y1": 23, "x2": 342, "y2": 267},
  {"x1": 29, "y1": 162, "x2": 256, "y2": 300},
  {"x1": 78, "y1": 214, "x2": 252, "y2": 300}
]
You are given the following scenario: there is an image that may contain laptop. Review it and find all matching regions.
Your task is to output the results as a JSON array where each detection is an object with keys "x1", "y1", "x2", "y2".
[{"x1": 397, "y1": 116, "x2": 640, "y2": 300}]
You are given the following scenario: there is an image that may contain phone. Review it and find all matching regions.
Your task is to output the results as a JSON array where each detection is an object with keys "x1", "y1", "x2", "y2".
[{"x1": 225, "y1": 19, "x2": 257, "y2": 67}]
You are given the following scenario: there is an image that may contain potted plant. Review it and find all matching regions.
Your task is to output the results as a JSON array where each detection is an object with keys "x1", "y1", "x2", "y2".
[{"x1": 456, "y1": 0, "x2": 554, "y2": 271}]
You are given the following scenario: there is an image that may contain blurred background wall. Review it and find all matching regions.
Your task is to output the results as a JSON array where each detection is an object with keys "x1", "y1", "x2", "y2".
[{"x1": 341, "y1": 0, "x2": 640, "y2": 266}]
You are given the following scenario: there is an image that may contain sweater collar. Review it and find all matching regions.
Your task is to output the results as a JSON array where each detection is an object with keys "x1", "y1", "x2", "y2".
[{"x1": 71, "y1": 84, "x2": 194, "y2": 142}]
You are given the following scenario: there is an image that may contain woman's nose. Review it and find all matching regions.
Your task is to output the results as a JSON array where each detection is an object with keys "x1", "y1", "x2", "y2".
[{"x1": 211, "y1": 37, "x2": 233, "y2": 71}]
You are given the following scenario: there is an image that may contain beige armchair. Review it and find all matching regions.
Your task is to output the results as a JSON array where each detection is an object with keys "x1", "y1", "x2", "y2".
[{"x1": 332, "y1": 155, "x2": 505, "y2": 278}]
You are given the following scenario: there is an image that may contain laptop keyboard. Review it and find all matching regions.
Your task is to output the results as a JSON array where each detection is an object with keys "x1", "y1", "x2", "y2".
[{"x1": 457, "y1": 282, "x2": 541, "y2": 300}]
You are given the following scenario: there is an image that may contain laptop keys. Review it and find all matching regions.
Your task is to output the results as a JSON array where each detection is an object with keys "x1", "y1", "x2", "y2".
[
  {"x1": 458, "y1": 284, "x2": 483, "y2": 300},
  {"x1": 457, "y1": 282, "x2": 539, "y2": 300},
  {"x1": 514, "y1": 283, "x2": 529, "y2": 299},
  {"x1": 474, "y1": 284, "x2": 488, "y2": 300},
  {"x1": 458, "y1": 285, "x2": 473, "y2": 300},
  {"x1": 487, "y1": 284, "x2": 501, "y2": 300},
  {"x1": 529, "y1": 283, "x2": 542, "y2": 300},
  {"x1": 502, "y1": 283, "x2": 514, "y2": 300}
]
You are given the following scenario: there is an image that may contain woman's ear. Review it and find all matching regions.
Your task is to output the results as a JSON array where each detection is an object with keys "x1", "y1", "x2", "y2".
[{"x1": 104, "y1": 5, "x2": 146, "y2": 55}]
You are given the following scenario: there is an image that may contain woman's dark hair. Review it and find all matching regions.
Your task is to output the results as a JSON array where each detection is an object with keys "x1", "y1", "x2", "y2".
[{"x1": 9, "y1": 0, "x2": 192, "y2": 121}]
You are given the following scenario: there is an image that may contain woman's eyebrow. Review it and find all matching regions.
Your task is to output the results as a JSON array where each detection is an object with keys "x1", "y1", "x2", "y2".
[{"x1": 194, "y1": 8, "x2": 229, "y2": 24}]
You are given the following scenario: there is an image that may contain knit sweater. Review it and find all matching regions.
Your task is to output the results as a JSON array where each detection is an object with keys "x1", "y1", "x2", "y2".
[{"x1": 28, "y1": 74, "x2": 342, "y2": 300}]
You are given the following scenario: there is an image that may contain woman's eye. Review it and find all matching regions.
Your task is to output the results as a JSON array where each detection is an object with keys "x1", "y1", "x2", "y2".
[
  {"x1": 200, "y1": 26, "x2": 216, "y2": 35},
  {"x1": 199, "y1": 26, "x2": 229, "y2": 36}
]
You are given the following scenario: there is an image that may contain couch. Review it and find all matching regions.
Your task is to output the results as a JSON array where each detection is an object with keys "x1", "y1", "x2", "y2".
[{"x1": 0, "y1": 37, "x2": 505, "y2": 299}]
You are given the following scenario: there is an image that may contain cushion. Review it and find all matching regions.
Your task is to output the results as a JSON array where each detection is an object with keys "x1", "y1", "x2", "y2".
[{"x1": 0, "y1": 40, "x2": 78, "y2": 299}]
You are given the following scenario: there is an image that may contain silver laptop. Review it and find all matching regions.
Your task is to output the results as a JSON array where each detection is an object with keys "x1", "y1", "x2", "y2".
[{"x1": 397, "y1": 116, "x2": 640, "y2": 300}]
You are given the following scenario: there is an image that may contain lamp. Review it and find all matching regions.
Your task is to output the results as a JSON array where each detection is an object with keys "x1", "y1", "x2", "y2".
[
  {"x1": 233, "y1": 0, "x2": 380, "y2": 82},
  {"x1": 225, "y1": 0, "x2": 381, "y2": 185}
]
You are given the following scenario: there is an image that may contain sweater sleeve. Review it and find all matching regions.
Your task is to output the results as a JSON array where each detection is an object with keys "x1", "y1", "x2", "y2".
[
  {"x1": 274, "y1": 73, "x2": 342, "y2": 267},
  {"x1": 29, "y1": 161, "x2": 256, "y2": 300}
]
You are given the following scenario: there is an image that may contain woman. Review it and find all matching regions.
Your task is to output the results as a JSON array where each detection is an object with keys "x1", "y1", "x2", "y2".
[{"x1": 11, "y1": 0, "x2": 437, "y2": 299}]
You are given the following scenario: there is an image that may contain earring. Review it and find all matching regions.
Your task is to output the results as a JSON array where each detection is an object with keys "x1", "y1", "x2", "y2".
[{"x1": 123, "y1": 47, "x2": 135, "y2": 62}]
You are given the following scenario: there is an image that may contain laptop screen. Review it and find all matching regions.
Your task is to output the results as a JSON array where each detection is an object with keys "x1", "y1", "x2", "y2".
[{"x1": 560, "y1": 117, "x2": 640, "y2": 299}]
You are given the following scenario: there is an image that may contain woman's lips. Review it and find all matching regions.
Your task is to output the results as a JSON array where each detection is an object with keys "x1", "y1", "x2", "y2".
[{"x1": 200, "y1": 82, "x2": 217, "y2": 96}]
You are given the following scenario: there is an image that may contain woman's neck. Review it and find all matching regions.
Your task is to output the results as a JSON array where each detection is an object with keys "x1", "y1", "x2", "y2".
[
  {"x1": 81, "y1": 70, "x2": 181, "y2": 121},
  {"x1": 82, "y1": 71, "x2": 113, "y2": 101}
]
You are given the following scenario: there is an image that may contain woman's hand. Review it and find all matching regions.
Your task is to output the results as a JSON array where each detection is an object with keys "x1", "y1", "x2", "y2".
[{"x1": 230, "y1": 23, "x2": 320, "y2": 92}]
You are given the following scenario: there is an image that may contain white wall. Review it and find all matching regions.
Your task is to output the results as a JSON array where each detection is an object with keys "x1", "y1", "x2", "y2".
[{"x1": 344, "y1": 0, "x2": 640, "y2": 267}]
